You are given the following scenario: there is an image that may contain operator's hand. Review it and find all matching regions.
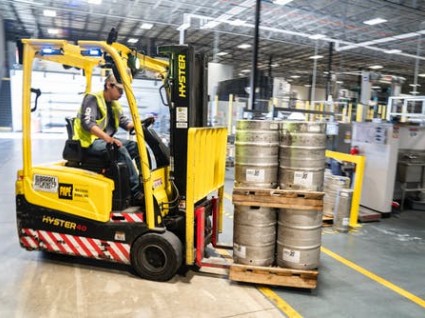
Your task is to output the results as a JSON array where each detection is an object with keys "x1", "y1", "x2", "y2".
[{"x1": 107, "y1": 136, "x2": 122, "y2": 148}]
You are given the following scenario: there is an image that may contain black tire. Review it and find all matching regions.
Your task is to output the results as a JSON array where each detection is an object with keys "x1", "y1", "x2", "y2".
[{"x1": 131, "y1": 231, "x2": 183, "y2": 281}]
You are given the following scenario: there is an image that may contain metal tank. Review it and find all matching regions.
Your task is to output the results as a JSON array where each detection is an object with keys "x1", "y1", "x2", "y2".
[
  {"x1": 277, "y1": 208, "x2": 323, "y2": 270},
  {"x1": 235, "y1": 120, "x2": 279, "y2": 189},
  {"x1": 279, "y1": 121, "x2": 327, "y2": 191},
  {"x1": 323, "y1": 175, "x2": 351, "y2": 217},
  {"x1": 333, "y1": 189, "x2": 353, "y2": 233},
  {"x1": 233, "y1": 205, "x2": 276, "y2": 266}
]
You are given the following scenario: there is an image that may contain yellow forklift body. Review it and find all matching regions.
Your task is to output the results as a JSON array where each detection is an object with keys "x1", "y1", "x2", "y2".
[{"x1": 17, "y1": 164, "x2": 114, "y2": 222}]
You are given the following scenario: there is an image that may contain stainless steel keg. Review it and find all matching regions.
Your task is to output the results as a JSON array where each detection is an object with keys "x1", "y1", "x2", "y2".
[{"x1": 235, "y1": 120, "x2": 279, "y2": 188}]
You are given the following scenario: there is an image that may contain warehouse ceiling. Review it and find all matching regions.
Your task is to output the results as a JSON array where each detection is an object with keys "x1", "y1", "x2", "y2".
[{"x1": 2, "y1": 0, "x2": 425, "y2": 95}]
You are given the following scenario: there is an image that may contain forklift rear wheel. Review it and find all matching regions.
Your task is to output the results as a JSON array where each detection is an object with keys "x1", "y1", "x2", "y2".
[{"x1": 131, "y1": 231, "x2": 183, "y2": 281}]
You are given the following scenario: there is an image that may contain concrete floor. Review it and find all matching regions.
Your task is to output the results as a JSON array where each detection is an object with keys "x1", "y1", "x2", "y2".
[{"x1": 1, "y1": 134, "x2": 425, "y2": 317}]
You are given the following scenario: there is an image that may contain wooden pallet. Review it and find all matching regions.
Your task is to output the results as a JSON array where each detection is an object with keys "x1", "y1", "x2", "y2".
[
  {"x1": 232, "y1": 188, "x2": 324, "y2": 211},
  {"x1": 229, "y1": 264, "x2": 318, "y2": 289}
]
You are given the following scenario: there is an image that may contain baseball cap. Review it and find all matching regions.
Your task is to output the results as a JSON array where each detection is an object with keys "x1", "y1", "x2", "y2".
[{"x1": 105, "y1": 73, "x2": 124, "y2": 90}]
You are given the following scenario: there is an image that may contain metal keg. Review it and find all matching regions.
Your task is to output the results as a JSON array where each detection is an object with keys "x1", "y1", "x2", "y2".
[
  {"x1": 323, "y1": 175, "x2": 351, "y2": 217},
  {"x1": 279, "y1": 121, "x2": 326, "y2": 191},
  {"x1": 235, "y1": 120, "x2": 279, "y2": 189},
  {"x1": 277, "y1": 208, "x2": 323, "y2": 270},
  {"x1": 333, "y1": 189, "x2": 353, "y2": 233},
  {"x1": 233, "y1": 205, "x2": 276, "y2": 266}
]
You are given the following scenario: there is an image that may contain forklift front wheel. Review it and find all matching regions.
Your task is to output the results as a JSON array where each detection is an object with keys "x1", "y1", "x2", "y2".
[{"x1": 131, "y1": 231, "x2": 183, "y2": 281}]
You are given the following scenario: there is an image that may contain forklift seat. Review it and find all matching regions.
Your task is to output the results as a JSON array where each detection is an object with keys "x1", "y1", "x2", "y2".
[{"x1": 62, "y1": 117, "x2": 111, "y2": 172}]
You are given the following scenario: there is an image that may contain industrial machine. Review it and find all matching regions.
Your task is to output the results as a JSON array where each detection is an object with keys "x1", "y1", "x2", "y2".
[
  {"x1": 351, "y1": 122, "x2": 399, "y2": 215},
  {"x1": 15, "y1": 34, "x2": 227, "y2": 281}
]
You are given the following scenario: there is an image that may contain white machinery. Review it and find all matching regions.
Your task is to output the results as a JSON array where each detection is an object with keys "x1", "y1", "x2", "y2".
[{"x1": 352, "y1": 122, "x2": 399, "y2": 215}]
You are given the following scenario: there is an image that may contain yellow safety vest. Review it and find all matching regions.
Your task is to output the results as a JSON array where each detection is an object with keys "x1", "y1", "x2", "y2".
[{"x1": 73, "y1": 91, "x2": 122, "y2": 148}]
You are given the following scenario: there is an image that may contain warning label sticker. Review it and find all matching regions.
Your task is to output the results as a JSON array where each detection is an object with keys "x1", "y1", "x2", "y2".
[{"x1": 33, "y1": 174, "x2": 58, "y2": 193}]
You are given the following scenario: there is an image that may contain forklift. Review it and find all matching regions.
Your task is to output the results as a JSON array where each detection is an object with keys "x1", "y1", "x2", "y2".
[{"x1": 15, "y1": 33, "x2": 228, "y2": 281}]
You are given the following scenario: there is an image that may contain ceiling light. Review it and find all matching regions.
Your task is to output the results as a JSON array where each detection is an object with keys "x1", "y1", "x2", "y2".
[
  {"x1": 237, "y1": 43, "x2": 251, "y2": 49},
  {"x1": 241, "y1": 69, "x2": 250, "y2": 73},
  {"x1": 140, "y1": 23, "x2": 153, "y2": 30},
  {"x1": 363, "y1": 18, "x2": 387, "y2": 25},
  {"x1": 43, "y1": 9, "x2": 56, "y2": 17},
  {"x1": 47, "y1": 28, "x2": 59, "y2": 35},
  {"x1": 290, "y1": 75, "x2": 300, "y2": 78},
  {"x1": 88, "y1": 0, "x2": 102, "y2": 4},
  {"x1": 369, "y1": 65, "x2": 383, "y2": 69},
  {"x1": 271, "y1": 63, "x2": 279, "y2": 67},
  {"x1": 372, "y1": 86, "x2": 381, "y2": 89},
  {"x1": 385, "y1": 49, "x2": 402, "y2": 54},
  {"x1": 418, "y1": 74, "x2": 425, "y2": 78},
  {"x1": 309, "y1": 34, "x2": 326, "y2": 40},
  {"x1": 304, "y1": 84, "x2": 311, "y2": 87},
  {"x1": 336, "y1": 81, "x2": 343, "y2": 84},
  {"x1": 409, "y1": 84, "x2": 421, "y2": 87},
  {"x1": 309, "y1": 55, "x2": 324, "y2": 59},
  {"x1": 273, "y1": 0, "x2": 294, "y2": 5},
  {"x1": 286, "y1": 79, "x2": 293, "y2": 82},
  {"x1": 127, "y1": 38, "x2": 139, "y2": 43},
  {"x1": 216, "y1": 51, "x2": 228, "y2": 56}
]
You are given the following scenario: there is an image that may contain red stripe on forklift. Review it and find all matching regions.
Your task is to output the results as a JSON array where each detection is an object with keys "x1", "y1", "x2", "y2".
[
  {"x1": 61, "y1": 234, "x2": 81, "y2": 256},
  {"x1": 84, "y1": 237, "x2": 104, "y2": 257},
  {"x1": 47, "y1": 232, "x2": 68, "y2": 254},
  {"x1": 106, "y1": 244, "x2": 121, "y2": 262},
  {"x1": 21, "y1": 236, "x2": 37, "y2": 249},
  {"x1": 125, "y1": 213, "x2": 143, "y2": 222},
  {"x1": 73, "y1": 236, "x2": 93, "y2": 258},
  {"x1": 37, "y1": 231, "x2": 56, "y2": 252},
  {"x1": 116, "y1": 242, "x2": 130, "y2": 260}
]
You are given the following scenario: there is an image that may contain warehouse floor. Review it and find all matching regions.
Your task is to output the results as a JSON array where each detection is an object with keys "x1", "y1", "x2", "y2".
[{"x1": 1, "y1": 134, "x2": 424, "y2": 318}]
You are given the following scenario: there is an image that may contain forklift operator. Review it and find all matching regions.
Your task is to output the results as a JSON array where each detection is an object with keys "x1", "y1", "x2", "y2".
[{"x1": 73, "y1": 73, "x2": 143, "y2": 202}]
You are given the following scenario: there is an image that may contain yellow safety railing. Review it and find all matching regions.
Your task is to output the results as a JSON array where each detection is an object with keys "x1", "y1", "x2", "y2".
[
  {"x1": 325, "y1": 150, "x2": 366, "y2": 228},
  {"x1": 185, "y1": 127, "x2": 228, "y2": 264}
]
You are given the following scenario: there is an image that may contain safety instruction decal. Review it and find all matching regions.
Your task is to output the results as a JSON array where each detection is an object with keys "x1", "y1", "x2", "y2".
[
  {"x1": 33, "y1": 174, "x2": 58, "y2": 193},
  {"x1": 176, "y1": 107, "x2": 188, "y2": 129}
]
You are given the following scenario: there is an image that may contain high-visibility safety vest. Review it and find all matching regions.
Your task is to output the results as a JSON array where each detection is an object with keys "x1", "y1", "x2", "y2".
[{"x1": 73, "y1": 91, "x2": 122, "y2": 148}]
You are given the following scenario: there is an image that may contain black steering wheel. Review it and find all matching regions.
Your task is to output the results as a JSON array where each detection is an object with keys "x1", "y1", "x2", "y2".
[{"x1": 130, "y1": 117, "x2": 155, "y2": 135}]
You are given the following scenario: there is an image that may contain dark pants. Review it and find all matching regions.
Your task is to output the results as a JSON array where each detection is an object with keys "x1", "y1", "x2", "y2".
[{"x1": 86, "y1": 138, "x2": 141, "y2": 196}]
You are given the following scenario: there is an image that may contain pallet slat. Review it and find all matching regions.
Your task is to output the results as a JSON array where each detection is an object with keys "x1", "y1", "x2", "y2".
[
  {"x1": 232, "y1": 188, "x2": 324, "y2": 210},
  {"x1": 229, "y1": 264, "x2": 318, "y2": 289}
]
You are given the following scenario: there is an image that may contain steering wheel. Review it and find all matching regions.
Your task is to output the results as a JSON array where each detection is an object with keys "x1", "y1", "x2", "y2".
[{"x1": 130, "y1": 117, "x2": 155, "y2": 135}]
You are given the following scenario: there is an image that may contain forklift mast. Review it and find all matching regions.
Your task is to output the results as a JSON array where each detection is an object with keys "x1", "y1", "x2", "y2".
[{"x1": 159, "y1": 45, "x2": 208, "y2": 198}]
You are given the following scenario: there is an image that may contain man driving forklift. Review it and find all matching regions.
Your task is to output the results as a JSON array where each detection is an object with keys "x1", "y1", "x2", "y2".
[{"x1": 73, "y1": 73, "x2": 144, "y2": 203}]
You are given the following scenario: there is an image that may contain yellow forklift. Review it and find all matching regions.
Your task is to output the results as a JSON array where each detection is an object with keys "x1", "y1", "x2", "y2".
[{"x1": 15, "y1": 32, "x2": 227, "y2": 281}]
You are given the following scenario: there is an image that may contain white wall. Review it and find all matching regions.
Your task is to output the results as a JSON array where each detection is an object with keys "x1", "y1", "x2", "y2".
[
  {"x1": 10, "y1": 68, "x2": 167, "y2": 133},
  {"x1": 208, "y1": 63, "x2": 234, "y2": 97},
  {"x1": 291, "y1": 85, "x2": 326, "y2": 101}
]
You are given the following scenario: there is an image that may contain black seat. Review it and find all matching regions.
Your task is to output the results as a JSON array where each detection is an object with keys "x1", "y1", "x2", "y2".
[{"x1": 62, "y1": 117, "x2": 111, "y2": 172}]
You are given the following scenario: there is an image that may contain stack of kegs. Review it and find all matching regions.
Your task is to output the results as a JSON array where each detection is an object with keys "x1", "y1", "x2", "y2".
[
  {"x1": 233, "y1": 120, "x2": 327, "y2": 270},
  {"x1": 233, "y1": 120, "x2": 279, "y2": 266}
]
